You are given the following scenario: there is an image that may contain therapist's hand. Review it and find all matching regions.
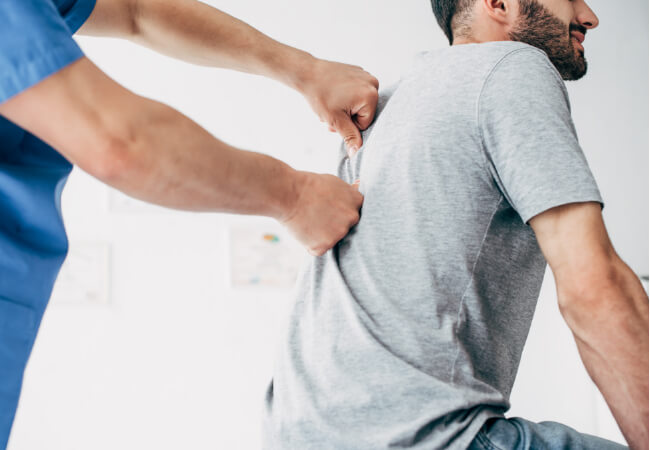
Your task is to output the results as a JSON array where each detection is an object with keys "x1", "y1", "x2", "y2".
[
  {"x1": 280, "y1": 172, "x2": 362, "y2": 256},
  {"x1": 297, "y1": 58, "x2": 379, "y2": 156}
]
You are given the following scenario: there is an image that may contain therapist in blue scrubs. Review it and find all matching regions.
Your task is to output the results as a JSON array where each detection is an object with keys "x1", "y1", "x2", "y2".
[{"x1": 0, "y1": 0, "x2": 378, "y2": 447}]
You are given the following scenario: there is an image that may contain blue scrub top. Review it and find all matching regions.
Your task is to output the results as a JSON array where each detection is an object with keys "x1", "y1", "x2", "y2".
[{"x1": 0, "y1": 0, "x2": 96, "y2": 447}]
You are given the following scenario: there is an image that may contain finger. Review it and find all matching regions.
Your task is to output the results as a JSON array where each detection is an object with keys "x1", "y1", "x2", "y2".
[
  {"x1": 368, "y1": 74, "x2": 379, "y2": 89},
  {"x1": 354, "y1": 101, "x2": 377, "y2": 131},
  {"x1": 334, "y1": 113, "x2": 363, "y2": 155},
  {"x1": 352, "y1": 85, "x2": 378, "y2": 131},
  {"x1": 348, "y1": 211, "x2": 361, "y2": 228},
  {"x1": 328, "y1": 126, "x2": 336, "y2": 133},
  {"x1": 355, "y1": 190, "x2": 364, "y2": 208},
  {"x1": 351, "y1": 181, "x2": 364, "y2": 207}
]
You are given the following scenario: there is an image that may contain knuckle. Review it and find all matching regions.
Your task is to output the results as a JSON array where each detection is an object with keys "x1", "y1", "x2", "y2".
[{"x1": 362, "y1": 93, "x2": 378, "y2": 108}]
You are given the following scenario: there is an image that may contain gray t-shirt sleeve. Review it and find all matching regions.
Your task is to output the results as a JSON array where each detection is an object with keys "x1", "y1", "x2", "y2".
[{"x1": 478, "y1": 47, "x2": 603, "y2": 224}]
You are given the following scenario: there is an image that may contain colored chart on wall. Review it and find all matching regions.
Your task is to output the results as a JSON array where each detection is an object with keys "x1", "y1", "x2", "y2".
[{"x1": 229, "y1": 224, "x2": 306, "y2": 289}]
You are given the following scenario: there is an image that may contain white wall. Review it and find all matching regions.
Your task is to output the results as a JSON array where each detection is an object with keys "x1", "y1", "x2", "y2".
[{"x1": 8, "y1": 1, "x2": 647, "y2": 449}]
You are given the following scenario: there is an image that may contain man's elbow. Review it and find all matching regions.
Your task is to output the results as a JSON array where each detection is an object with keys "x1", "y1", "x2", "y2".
[
  {"x1": 82, "y1": 96, "x2": 168, "y2": 188},
  {"x1": 557, "y1": 260, "x2": 622, "y2": 316},
  {"x1": 126, "y1": 0, "x2": 142, "y2": 38},
  {"x1": 85, "y1": 132, "x2": 138, "y2": 185},
  {"x1": 557, "y1": 257, "x2": 638, "y2": 330}
]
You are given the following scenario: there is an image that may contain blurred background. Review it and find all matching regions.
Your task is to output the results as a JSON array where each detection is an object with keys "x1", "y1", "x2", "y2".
[{"x1": 8, "y1": 0, "x2": 648, "y2": 448}]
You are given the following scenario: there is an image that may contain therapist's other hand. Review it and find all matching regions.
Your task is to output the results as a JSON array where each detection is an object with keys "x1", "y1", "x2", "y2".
[
  {"x1": 281, "y1": 172, "x2": 363, "y2": 256},
  {"x1": 299, "y1": 59, "x2": 379, "y2": 156}
]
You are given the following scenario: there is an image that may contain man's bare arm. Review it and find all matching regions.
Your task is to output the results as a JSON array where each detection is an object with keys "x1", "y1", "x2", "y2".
[
  {"x1": 78, "y1": 0, "x2": 379, "y2": 153},
  {"x1": 529, "y1": 202, "x2": 649, "y2": 450},
  {"x1": 0, "y1": 57, "x2": 362, "y2": 256}
]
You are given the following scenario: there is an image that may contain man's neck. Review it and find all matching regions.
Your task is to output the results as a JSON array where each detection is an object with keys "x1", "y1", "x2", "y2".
[
  {"x1": 452, "y1": 22, "x2": 511, "y2": 46},
  {"x1": 452, "y1": 36, "x2": 481, "y2": 45}
]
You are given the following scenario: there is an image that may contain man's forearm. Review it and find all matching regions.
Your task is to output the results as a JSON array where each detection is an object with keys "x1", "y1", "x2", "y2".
[
  {"x1": 129, "y1": 0, "x2": 315, "y2": 91},
  {"x1": 560, "y1": 261, "x2": 649, "y2": 449}
]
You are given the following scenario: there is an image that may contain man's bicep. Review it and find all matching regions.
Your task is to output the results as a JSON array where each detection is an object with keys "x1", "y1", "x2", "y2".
[
  {"x1": 77, "y1": 0, "x2": 137, "y2": 37},
  {"x1": 0, "y1": 56, "x2": 140, "y2": 178},
  {"x1": 529, "y1": 202, "x2": 616, "y2": 302}
]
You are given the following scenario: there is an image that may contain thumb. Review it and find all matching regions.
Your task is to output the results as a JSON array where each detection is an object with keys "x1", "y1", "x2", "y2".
[
  {"x1": 351, "y1": 179, "x2": 361, "y2": 190},
  {"x1": 334, "y1": 113, "x2": 363, "y2": 156}
]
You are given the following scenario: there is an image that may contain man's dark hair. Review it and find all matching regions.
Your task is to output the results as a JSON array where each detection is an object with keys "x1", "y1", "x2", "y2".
[{"x1": 430, "y1": 0, "x2": 477, "y2": 44}]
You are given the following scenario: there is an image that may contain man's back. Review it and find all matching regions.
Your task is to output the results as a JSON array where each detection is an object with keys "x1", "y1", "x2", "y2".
[{"x1": 262, "y1": 41, "x2": 602, "y2": 449}]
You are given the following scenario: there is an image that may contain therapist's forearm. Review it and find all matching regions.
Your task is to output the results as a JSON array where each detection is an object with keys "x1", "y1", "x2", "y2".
[
  {"x1": 95, "y1": 95, "x2": 297, "y2": 217},
  {"x1": 79, "y1": 0, "x2": 379, "y2": 150},
  {"x1": 129, "y1": 0, "x2": 316, "y2": 91}
]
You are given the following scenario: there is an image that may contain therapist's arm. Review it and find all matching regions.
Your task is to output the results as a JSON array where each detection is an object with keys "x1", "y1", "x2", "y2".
[
  {"x1": 0, "y1": 57, "x2": 362, "y2": 256},
  {"x1": 78, "y1": 0, "x2": 379, "y2": 153},
  {"x1": 529, "y1": 202, "x2": 649, "y2": 450}
]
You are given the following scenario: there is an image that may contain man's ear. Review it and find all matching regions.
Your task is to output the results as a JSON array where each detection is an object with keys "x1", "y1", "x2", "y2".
[{"x1": 479, "y1": 0, "x2": 517, "y2": 26}]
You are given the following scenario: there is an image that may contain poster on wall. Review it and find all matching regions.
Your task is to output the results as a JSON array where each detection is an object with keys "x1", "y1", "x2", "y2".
[{"x1": 229, "y1": 223, "x2": 306, "y2": 289}]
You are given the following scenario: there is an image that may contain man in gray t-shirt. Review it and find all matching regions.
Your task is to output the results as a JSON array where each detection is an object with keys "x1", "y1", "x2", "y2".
[{"x1": 262, "y1": 1, "x2": 648, "y2": 449}]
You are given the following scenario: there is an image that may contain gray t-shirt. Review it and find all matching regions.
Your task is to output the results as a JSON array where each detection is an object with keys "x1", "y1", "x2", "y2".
[{"x1": 262, "y1": 41, "x2": 603, "y2": 450}]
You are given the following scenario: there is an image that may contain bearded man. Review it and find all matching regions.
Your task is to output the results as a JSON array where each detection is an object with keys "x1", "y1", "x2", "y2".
[{"x1": 261, "y1": 1, "x2": 649, "y2": 449}]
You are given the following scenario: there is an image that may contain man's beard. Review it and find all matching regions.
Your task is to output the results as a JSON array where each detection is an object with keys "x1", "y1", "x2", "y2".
[{"x1": 509, "y1": 0, "x2": 588, "y2": 80}]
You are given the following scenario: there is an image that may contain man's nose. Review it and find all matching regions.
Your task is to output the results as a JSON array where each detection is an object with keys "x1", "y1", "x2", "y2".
[{"x1": 576, "y1": 1, "x2": 599, "y2": 30}]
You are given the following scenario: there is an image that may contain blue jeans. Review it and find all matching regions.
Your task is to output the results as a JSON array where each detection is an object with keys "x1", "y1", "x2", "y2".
[{"x1": 467, "y1": 417, "x2": 628, "y2": 450}]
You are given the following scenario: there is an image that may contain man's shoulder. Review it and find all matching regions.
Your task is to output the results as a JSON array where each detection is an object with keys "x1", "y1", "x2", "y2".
[
  {"x1": 407, "y1": 41, "x2": 560, "y2": 91},
  {"x1": 478, "y1": 42, "x2": 568, "y2": 104},
  {"x1": 470, "y1": 41, "x2": 548, "y2": 59},
  {"x1": 452, "y1": 41, "x2": 559, "y2": 81}
]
